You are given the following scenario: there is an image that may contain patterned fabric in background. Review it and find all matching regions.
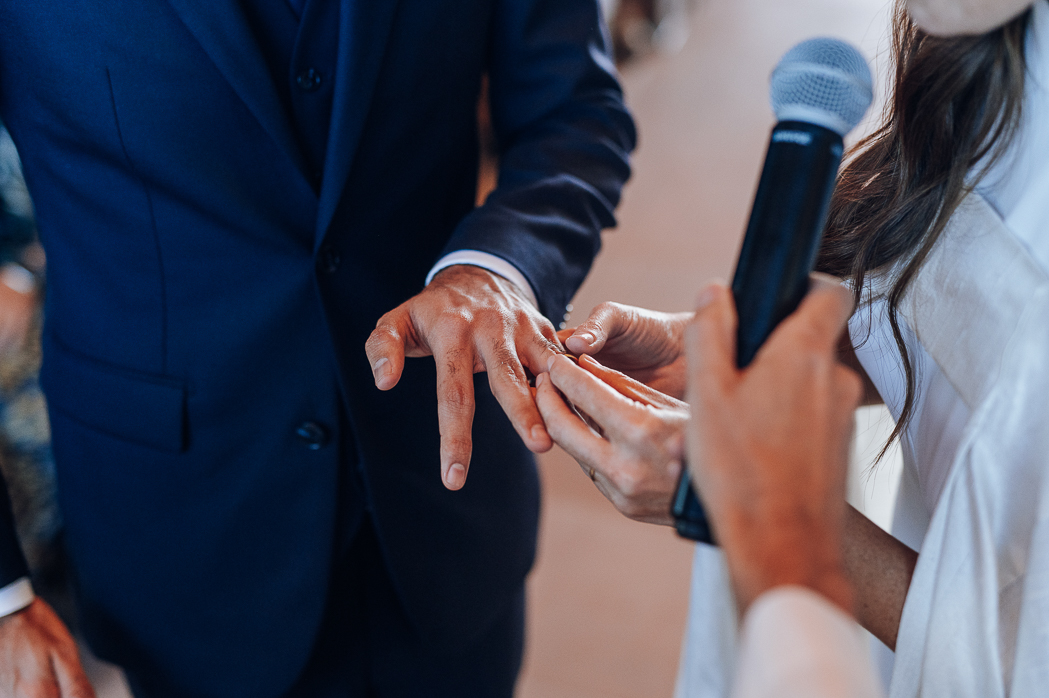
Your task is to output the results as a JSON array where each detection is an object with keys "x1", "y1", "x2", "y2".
[{"x1": 0, "y1": 123, "x2": 63, "y2": 602}]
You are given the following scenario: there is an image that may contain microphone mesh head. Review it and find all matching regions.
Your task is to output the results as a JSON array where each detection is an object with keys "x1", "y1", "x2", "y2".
[{"x1": 770, "y1": 38, "x2": 873, "y2": 136}]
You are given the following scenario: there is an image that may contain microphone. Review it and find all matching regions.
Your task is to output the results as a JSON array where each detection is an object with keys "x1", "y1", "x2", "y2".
[{"x1": 671, "y1": 38, "x2": 874, "y2": 543}]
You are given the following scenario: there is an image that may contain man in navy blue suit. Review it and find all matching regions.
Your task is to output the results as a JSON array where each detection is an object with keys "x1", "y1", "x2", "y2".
[{"x1": 0, "y1": 0, "x2": 633, "y2": 696}]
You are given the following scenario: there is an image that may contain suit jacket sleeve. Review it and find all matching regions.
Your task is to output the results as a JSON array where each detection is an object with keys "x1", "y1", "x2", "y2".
[{"x1": 437, "y1": 0, "x2": 636, "y2": 323}]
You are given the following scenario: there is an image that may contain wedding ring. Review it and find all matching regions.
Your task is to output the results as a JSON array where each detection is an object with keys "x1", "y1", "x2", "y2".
[{"x1": 588, "y1": 467, "x2": 596, "y2": 481}]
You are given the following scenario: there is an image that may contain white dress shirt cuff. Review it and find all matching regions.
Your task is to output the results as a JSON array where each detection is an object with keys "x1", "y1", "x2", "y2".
[
  {"x1": 732, "y1": 586, "x2": 884, "y2": 698},
  {"x1": 426, "y1": 251, "x2": 538, "y2": 309},
  {"x1": 0, "y1": 577, "x2": 35, "y2": 618}
]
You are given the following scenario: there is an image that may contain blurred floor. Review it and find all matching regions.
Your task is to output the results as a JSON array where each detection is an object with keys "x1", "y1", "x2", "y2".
[{"x1": 516, "y1": 1, "x2": 895, "y2": 697}]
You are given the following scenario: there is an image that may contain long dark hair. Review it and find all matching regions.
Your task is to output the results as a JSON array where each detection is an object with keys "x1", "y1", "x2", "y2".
[{"x1": 817, "y1": 1, "x2": 1032, "y2": 453}]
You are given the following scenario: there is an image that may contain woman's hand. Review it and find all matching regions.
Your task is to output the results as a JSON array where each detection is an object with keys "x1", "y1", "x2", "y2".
[
  {"x1": 536, "y1": 353, "x2": 688, "y2": 525},
  {"x1": 559, "y1": 302, "x2": 693, "y2": 400},
  {"x1": 685, "y1": 276, "x2": 862, "y2": 613}
]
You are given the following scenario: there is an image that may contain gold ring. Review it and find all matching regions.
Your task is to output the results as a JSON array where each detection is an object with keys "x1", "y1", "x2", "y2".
[{"x1": 588, "y1": 467, "x2": 596, "y2": 481}]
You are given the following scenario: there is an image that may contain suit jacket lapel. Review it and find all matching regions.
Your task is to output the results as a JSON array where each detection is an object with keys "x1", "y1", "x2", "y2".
[
  {"x1": 315, "y1": 0, "x2": 402, "y2": 245},
  {"x1": 164, "y1": 0, "x2": 309, "y2": 176}
]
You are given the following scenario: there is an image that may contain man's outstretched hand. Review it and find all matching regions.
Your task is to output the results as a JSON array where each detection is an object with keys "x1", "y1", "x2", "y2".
[{"x1": 366, "y1": 265, "x2": 561, "y2": 490}]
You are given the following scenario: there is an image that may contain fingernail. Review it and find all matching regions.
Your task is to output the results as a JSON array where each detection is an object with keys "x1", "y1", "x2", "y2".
[
  {"x1": 535, "y1": 372, "x2": 547, "y2": 388},
  {"x1": 447, "y1": 463, "x2": 467, "y2": 490},
  {"x1": 372, "y1": 358, "x2": 391, "y2": 388},
  {"x1": 531, "y1": 425, "x2": 548, "y2": 443},
  {"x1": 546, "y1": 354, "x2": 559, "y2": 371},
  {"x1": 575, "y1": 331, "x2": 595, "y2": 345}
]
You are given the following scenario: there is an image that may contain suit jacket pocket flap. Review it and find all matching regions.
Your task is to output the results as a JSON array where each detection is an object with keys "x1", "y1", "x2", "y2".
[{"x1": 40, "y1": 335, "x2": 186, "y2": 454}]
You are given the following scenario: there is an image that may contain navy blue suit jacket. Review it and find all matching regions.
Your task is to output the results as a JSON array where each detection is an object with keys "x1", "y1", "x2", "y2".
[{"x1": 0, "y1": 0, "x2": 634, "y2": 695}]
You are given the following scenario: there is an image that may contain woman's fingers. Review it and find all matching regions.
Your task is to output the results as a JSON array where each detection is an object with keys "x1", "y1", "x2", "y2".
[
  {"x1": 576, "y1": 354, "x2": 684, "y2": 410},
  {"x1": 534, "y1": 373, "x2": 611, "y2": 471},
  {"x1": 545, "y1": 354, "x2": 643, "y2": 437},
  {"x1": 564, "y1": 301, "x2": 633, "y2": 355}
]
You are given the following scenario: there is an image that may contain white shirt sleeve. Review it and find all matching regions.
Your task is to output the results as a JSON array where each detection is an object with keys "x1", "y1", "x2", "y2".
[
  {"x1": 732, "y1": 587, "x2": 885, "y2": 698},
  {"x1": 425, "y1": 251, "x2": 538, "y2": 309},
  {"x1": 0, "y1": 577, "x2": 35, "y2": 617}
]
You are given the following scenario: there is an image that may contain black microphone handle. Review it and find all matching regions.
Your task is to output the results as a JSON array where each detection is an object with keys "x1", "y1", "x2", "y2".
[{"x1": 672, "y1": 121, "x2": 844, "y2": 544}]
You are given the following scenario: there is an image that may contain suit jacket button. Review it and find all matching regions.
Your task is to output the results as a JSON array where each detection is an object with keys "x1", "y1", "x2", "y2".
[
  {"x1": 296, "y1": 421, "x2": 330, "y2": 450},
  {"x1": 296, "y1": 68, "x2": 323, "y2": 92},
  {"x1": 318, "y1": 246, "x2": 341, "y2": 274}
]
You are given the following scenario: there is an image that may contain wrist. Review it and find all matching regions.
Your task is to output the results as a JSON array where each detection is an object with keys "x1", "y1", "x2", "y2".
[
  {"x1": 723, "y1": 520, "x2": 853, "y2": 615},
  {"x1": 427, "y1": 253, "x2": 538, "y2": 309},
  {"x1": 431, "y1": 264, "x2": 537, "y2": 311}
]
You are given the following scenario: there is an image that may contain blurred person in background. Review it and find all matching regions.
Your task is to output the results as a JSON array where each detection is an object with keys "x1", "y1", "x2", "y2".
[
  {"x1": 537, "y1": 0, "x2": 1049, "y2": 695},
  {"x1": 0, "y1": 2, "x2": 634, "y2": 697},
  {"x1": 607, "y1": 0, "x2": 696, "y2": 62},
  {"x1": 0, "y1": 122, "x2": 63, "y2": 613}
]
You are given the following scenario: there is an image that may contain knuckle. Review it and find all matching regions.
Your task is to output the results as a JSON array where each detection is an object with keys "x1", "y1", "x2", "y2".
[
  {"x1": 365, "y1": 324, "x2": 396, "y2": 348},
  {"x1": 612, "y1": 468, "x2": 641, "y2": 498},
  {"x1": 537, "y1": 322, "x2": 560, "y2": 343},
  {"x1": 372, "y1": 311, "x2": 394, "y2": 330},
  {"x1": 372, "y1": 307, "x2": 406, "y2": 333},
  {"x1": 624, "y1": 413, "x2": 656, "y2": 444},
  {"x1": 511, "y1": 306, "x2": 534, "y2": 326},
  {"x1": 544, "y1": 417, "x2": 567, "y2": 442},
  {"x1": 491, "y1": 347, "x2": 525, "y2": 384},
  {"x1": 442, "y1": 435, "x2": 473, "y2": 457},
  {"x1": 442, "y1": 345, "x2": 468, "y2": 367},
  {"x1": 621, "y1": 420, "x2": 646, "y2": 445},
  {"x1": 434, "y1": 311, "x2": 473, "y2": 342},
  {"x1": 492, "y1": 344, "x2": 518, "y2": 367},
  {"x1": 450, "y1": 309, "x2": 475, "y2": 331},
  {"x1": 441, "y1": 383, "x2": 470, "y2": 413}
]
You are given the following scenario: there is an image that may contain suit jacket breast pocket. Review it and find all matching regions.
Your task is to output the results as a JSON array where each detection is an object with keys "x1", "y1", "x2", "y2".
[{"x1": 40, "y1": 334, "x2": 187, "y2": 454}]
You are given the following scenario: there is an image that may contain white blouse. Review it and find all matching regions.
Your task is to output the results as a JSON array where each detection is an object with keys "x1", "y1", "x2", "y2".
[{"x1": 677, "y1": 2, "x2": 1049, "y2": 695}]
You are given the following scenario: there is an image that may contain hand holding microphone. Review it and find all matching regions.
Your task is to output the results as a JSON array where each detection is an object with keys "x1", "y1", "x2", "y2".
[
  {"x1": 684, "y1": 276, "x2": 862, "y2": 612},
  {"x1": 671, "y1": 38, "x2": 874, "y2": 542}
]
